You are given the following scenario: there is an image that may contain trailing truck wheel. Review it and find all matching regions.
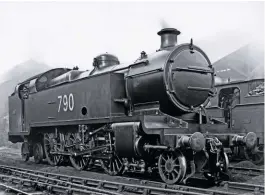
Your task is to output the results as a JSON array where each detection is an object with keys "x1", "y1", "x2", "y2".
[
  {"x1": 21, "y1": 142, "x2": 30, "y2": 162},
  {"x1": 33, "y1": 143, "x2": 43, "y2": 164},
  {"x1": 158, "y1": 150, "x2": 187, "y2": 185},
  {"x1": 43, "y1": 133, "x2": 62, "y2": 166},
  {"x1": 244, "y1": 145, "x2": 264, "y2": 165}
]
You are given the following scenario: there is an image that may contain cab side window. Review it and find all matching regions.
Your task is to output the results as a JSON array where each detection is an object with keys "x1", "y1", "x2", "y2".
[
  {"x1": 218, "y1": 87, "x2": 240, "y2": 108},
  {"x1": 248, "y1": 82, "x2": 264, "y2": 96},
  {"x1": 18, "y1": 83, "x2": 30, "y2": 99}
]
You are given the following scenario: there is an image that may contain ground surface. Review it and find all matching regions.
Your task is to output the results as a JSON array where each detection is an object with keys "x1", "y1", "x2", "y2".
[{"x1": 0, "y1": 147, "x2": 264, "y2": 194}]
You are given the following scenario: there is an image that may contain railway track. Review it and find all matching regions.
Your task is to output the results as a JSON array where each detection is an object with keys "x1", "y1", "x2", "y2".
[
  {"x1": 228, "y1": 166, "x2": 264, "y2": 177},
  {"x1": 0, "y1": 169, "x2": 122, "y2": 195},
  {"x1": 117, "y1": 165, "x2": 264, "y2": 185},
  {"x1": 0, "y1": 181, "x2": 44, "y2": 195},
  {"x1": 0, "y1": 164, "x2": 263, "y2": 195},
  {"x1": 0, "y1": 175, "x2": 109, "y2": 195}
]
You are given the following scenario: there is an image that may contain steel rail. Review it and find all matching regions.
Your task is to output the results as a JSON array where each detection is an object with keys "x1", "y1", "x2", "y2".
[
  {"x1": 0, "y1": 174, "x2": 109, "y2": 195},
  {"x1": 0, "y1": 164, "x2": 263, "y2": 195},
  {"x1": 221, "y1": 181, "x2": 264, "y2": 194},
  {"x1": 228, "y1": 166, "x2": 264, "y2": 177},
  {"x1": 0, "y1": 181, "x2": 41, "y2": 195}
]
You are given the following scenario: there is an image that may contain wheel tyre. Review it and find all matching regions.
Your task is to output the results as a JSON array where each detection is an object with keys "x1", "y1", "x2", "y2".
[
  {"x1": 221, "y1": 152, "x2": 229, "y2": 173},
  {"x1": 33, "y1": 143, "x2": 44, "y2": 164}
]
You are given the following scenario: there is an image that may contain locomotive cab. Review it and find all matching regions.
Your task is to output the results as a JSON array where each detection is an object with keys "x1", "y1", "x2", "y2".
[{"x1": 8, "y1": 84, "x2": 25, "y2": 141}]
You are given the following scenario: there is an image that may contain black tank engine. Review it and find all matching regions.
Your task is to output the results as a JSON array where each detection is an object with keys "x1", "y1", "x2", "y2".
[{"x1": 8, "y1": 28, "x2": 257, "y2": 184}]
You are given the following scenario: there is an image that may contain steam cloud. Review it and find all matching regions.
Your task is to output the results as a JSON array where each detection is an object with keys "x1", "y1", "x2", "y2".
[{"x1": 159, "y1": 18, "x2": 171, "y2": 29}]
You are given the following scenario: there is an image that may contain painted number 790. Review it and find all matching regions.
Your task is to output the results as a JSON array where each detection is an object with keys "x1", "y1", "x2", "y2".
[{"x1": 58, "y1": 93, "x2": 74, "y2": 112}]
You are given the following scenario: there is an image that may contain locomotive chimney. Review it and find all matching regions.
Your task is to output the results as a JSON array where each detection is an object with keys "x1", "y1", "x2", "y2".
[{"x1": 157, "y1": 28, "x2": 181, "y2": 49}]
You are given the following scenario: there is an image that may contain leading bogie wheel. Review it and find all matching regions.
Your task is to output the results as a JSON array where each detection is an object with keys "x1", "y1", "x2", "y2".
[{"x1": 158, "y1": 150, "x2": 187, "y2": 185}]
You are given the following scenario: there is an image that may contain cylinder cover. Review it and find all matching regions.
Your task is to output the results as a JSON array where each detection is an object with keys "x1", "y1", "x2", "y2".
[{"x1": 112, "y1": 122, "x2": 140, "y2": 158}]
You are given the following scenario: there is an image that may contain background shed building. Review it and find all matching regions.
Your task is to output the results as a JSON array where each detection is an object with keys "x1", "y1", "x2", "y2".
[{"x1": 214, "y1": 42, "x2": 264, "y2": 84}]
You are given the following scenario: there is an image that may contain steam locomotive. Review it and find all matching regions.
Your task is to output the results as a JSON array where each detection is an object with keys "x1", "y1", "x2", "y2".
[{"x1": 8, "y1": 28, "x2": 257, "y2": 185}]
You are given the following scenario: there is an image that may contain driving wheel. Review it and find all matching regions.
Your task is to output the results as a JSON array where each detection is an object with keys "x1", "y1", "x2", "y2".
[
  {"x1": 43, "y1": 133, "x2": 63, "y2": 166},
  {"x1": 68, "y1": 133, "x2": 91, "y2": 170},
  {"x1": 100, "y1": 154, "x2": 124, "y2": 176}
]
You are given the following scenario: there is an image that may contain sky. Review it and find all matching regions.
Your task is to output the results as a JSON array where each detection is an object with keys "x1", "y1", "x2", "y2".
[{"x1": 0, "y1": 1, "x2": 264, "y2": 75}]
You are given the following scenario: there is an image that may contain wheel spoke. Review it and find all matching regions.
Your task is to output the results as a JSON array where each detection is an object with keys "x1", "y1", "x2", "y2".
[
  {"x1": 112, "y1": 161, "x2": 116, "y2": 173},
  {"x1": 173, "y1": 169, "x2": 179, "y2": 175},
  {"x1": 115, "y1": 159, "x2": 119, "y2": 170},
  {"x1": 162, "y1": 156, "x2": 167, "y2": 162},
  {"x1": 170, "y1": 172, "x2": 174, "y2": 180},
  {"x1": 82, "y1": 158, "x2": 86, "y2": 166},
  {"x1": 117, "y1": 157, "x2": 122, "y2": 165}
]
